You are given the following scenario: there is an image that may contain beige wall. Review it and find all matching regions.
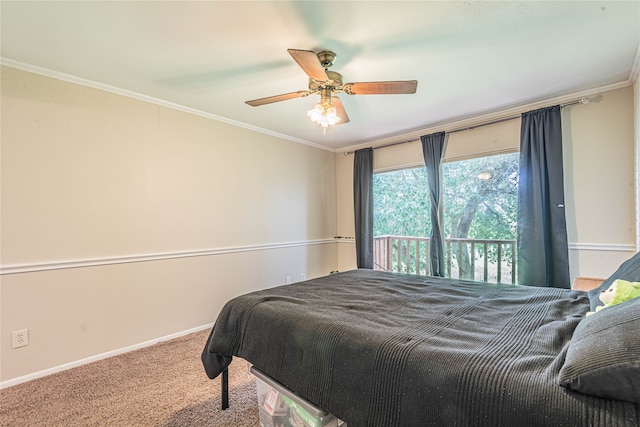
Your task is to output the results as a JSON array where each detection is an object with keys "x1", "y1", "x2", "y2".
[
  {"x1": 1, "y1": 66, "x2": 339, "y2": 384},
  {"x1": 336, "y1": 85, "x2": 637, "y2": 281},
  {"x1": 563, "y1": 87, "x2": 636, "y2": 278},
  {"x1": 2, "y1": 64, "x2": 637, "y2": 386}
]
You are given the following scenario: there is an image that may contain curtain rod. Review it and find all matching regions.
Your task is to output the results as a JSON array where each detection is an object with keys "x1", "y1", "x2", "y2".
[{"x1": 344, "y1": 98, "x2": 589, "y2": 156}]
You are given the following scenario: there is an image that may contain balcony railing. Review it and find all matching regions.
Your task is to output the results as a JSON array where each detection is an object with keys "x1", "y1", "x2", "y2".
[{"x1": 374, "y1": 235, "x2": 517, "y2": 284}]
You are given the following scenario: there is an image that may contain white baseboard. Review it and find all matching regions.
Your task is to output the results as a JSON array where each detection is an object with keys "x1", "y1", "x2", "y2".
[{"x1": 0, "y1": 323, "x2": 214, "y2": 390}]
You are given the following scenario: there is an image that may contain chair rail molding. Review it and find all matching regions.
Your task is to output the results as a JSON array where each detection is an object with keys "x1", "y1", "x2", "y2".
[
  {"x1": 0, "y1": 239, "x2": 337, "y2": 275},
  {"x1": 567, "y1": 243, "x2": 636, "y2": 252}
]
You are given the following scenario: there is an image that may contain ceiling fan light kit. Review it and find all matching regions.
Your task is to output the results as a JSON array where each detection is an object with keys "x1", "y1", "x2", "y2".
[
  {"x1": 246, "y1": 49, "x2": 418, "y2": 130},
  {"x1": 308, "y1": 104, "x2": 340, "y2": 128},
  {"x1": 308, "y1": 87, "x2": 340, "y2": 129}
]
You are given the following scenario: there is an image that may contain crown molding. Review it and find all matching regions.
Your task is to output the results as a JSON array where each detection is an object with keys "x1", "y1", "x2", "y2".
[
  {"x1": 2, "y1": 56, "x2": 635, "y2": 156},
  {"x1": 0, "y1": 57, "x2": 335, "y2": 153},
  {"x1": 338, "y1": 80, "x2": 634, "y2": 154}
]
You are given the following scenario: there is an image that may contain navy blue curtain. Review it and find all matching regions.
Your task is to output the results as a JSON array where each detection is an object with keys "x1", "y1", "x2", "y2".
[
  {"x1": 517, "y1": 106, "x2": 570, "y2": 288},
  {"x1": 353, "y1": 148, "x2": 374, "y2": 269},
  {"x1": 421, "y1": 132, "x2": 446, "y2": 277}
]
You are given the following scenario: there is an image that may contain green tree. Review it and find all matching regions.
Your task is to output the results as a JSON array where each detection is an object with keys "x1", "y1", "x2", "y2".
[{"x1": 373, "y1": 168, "x2": 431, "y2": 238}]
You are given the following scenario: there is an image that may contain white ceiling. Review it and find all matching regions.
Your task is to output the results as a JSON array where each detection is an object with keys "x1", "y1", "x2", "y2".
[{"x1": 1, "y1": 1, "x2": 639, "y2": 151}]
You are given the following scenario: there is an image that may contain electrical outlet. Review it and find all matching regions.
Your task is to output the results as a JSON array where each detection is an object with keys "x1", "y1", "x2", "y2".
[
  {"x1": 300, "y1": 274, "x2": 306, "y2": 281},
  {"x1": 12, "y1": 329, "x2": 29, "y2": 349},
  {"x1": 285, "y1": 276, "x2": 292, "y2": 284}
]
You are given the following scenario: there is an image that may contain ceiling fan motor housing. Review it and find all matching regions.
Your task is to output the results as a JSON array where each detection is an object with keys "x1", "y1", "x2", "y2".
[{"x1": 308, "y1": 70, "x2": 343, "y2": 92}]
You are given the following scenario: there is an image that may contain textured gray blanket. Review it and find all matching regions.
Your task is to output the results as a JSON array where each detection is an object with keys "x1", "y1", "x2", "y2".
[{"x1": 202, "y1": 269, "x2": 638, "y2": 426}]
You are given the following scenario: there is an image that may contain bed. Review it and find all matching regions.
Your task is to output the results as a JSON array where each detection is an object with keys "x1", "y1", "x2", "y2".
[{"x1": 202, "y1": 253, "x2": 640, "y2": 426}]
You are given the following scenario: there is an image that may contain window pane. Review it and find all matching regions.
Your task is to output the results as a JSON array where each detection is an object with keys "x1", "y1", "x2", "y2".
[
  {"x1": 442, "y1": 152, "x2": 519, "y2": 282},
  {"x1": 373, "y1": 168, "x2": 431, "y2": 274},
  {"x1": 373, "y1": 168, "x2": 431, "y2": 238}
]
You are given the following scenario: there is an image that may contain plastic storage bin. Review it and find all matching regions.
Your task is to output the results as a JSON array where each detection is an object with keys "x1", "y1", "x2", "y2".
[{"x1": 251, "y1": 366, "x2": 346, "y2": 427}]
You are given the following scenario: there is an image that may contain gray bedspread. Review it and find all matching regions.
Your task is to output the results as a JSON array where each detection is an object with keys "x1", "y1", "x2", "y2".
[{"x1": 202, "y1": 269, "x2": 639, "y2": 426}]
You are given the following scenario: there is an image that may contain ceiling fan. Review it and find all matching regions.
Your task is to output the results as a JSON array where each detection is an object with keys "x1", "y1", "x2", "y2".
[{"x1": 245, "y1": 49, "x2": 418, "y2": 128}]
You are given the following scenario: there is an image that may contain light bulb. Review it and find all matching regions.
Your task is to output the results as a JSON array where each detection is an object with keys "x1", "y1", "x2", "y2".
[
  {"x1": 307, "y1": 103, "x2": 325, "y2": 123},
  {"x1": 308, "y1": 102, "x2": 339, "y2": 128},
  {"x1": 326, "y1": 107, "x2": 338, "y2": 125}
]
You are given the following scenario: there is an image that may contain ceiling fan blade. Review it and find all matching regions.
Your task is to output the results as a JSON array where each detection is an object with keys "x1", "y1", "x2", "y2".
[
  {"x1": 246, "y1": 90, "x2": 312, "y2": 107},
  {"x1": 333, "y1": 96, "x2": 350, "y2": 125},
  {"x1": 343, "y1": 80, "x2": 418, "y2": 95},
  {"x1": 288, "y1": 49, "x2": 329, "y2": 82}
]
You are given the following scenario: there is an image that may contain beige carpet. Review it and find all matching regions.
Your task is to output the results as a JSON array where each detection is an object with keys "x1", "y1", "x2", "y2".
[{"x1": 0, "y1": 329, "x2": 259, "y2": 426}]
